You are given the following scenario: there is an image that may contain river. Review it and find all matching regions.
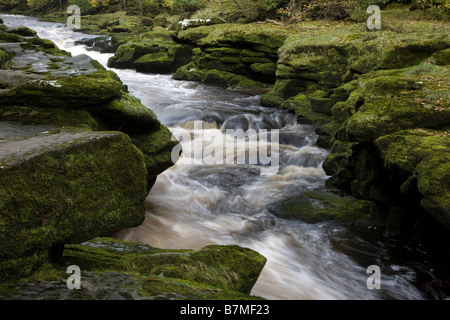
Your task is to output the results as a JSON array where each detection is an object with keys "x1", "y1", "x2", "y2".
[{"x1": 1, "y1": 13, "x2": 448, "y2": 300}]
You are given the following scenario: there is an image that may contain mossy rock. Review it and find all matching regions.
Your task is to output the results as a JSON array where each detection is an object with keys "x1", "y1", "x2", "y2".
[
  {"x1": 342, "y1": 66, "x2": 450, "y2": 143},
  {"x1": 0, "y1": 31, "x2": 23, "y2": 43},
  {"x1": 250, "y1": 62, "x2": 277, "y2": 78},
  {"x1": 322, "y1": 140, "x2": 360, "y2": 189},
  {"x1": 277, "y1": 27, "x2": 449, "y2": 92},
  {"x1": 91, "y1": 93, "x2": 161, "y2": 133},
  {"x1": 0, "y1": 128, "x2": 148, "y2": 281},
  {"x1": 277, "y1": 42, "x2": 349, "y2": 89},
  {"x1": 377, "y1": 40, "x2": 449, "y2": 70},
  {"x1": 130, "y1": 125, "x2": 179, "y2": 190},
  {"x1": 134, "y1": 52, "x2": 173, "y2": 74},
  {"x1": 107, "y1": 31, "x2": 178, "y2": 70},
  {"x1": 375, "y1": 129, "x2": 450, "y2": 173},
  {"x1": 417, "y1": 154, "x2": 450, "y2": 230},
  {"x1": 375, "y1": 129, "x2": 450, "y2": 229},
  {"x1": 266, "y1": 188, "x2": 385, "y2": 227},
  {"x1": 1, "y1": 70, "x2": 123, "y2": 108},
  {"x1": 174, "y1": 63, "x2": 271, "y2": 91},
  {"x1": 0, "y1": 48, "x2": 12, "y2": 69},
  {"x1": 178, "y1": 24, "x2": 289, "y2": 51},
  {"x1": 0, "y1": 238, "x2": 267, "y2": 300},
  {"x1": 9, "y1": 26, "x2": 37, "y2": 37},
  {"x1": 29, "y1": 37, "x2": 56, "y2": 49},
  {"x1": 0, "y1": 105, "x2": 101, "y2": 130},
  {"x1": 431, "y1": 48, "x2": 450, "y2": 66},
  {"x1": 260, "y1": 78, "x2": 317, "y2": 108}
]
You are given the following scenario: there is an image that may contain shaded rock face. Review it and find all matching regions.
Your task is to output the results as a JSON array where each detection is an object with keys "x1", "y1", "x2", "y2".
[
  {"x1": 0, "y1": 23, "x2": 179, "y2": 280},
  {"x1": 0, "y1": 237, "x2": 267, "y2": 300}
]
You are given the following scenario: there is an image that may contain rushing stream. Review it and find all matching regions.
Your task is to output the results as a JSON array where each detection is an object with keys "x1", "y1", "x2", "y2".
[{"x1": 2, "y1": 14, "x2": 449, "y2": 300}]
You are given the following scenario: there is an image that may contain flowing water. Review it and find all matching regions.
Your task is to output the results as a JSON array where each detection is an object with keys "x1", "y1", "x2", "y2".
[{"x1": 2, "y1": 14, "x2": 449, "y2": 300}]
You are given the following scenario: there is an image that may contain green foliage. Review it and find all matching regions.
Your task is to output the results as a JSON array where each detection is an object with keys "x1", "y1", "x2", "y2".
[{"x1": 26, "y1": 0, "x2": 52, "y2": 9}]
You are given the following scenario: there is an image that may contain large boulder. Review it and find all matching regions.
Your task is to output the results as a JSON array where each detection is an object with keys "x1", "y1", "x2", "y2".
[
  {"x1": 0, "y1": 237, "x2": 267, "y2": 300},
  {"x1": 0, "y1": 127, "x2": 148, "y2": 281}
]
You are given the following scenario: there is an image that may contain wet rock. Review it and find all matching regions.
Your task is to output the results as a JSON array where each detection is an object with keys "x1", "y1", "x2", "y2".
[
  {"x1": 375, "y1": 130, "x2": 450, "y2": 230},
  {"x1": 107, "y1": 30, "x2": 192, "y2": 74}
]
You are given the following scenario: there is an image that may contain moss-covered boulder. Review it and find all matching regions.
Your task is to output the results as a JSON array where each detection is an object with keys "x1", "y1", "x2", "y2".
[
  {"x1": 107, "y1": 31, "x2": 192, "y2": 73},
  {"x1": 1, "y1": 70, "x2": 123, "y2": 108},
  {"x1": 266, "y1": 188, "x2": 385, "y2": 227},
  {"x1": 173, "y1": 23, "x2": 289, "y2": 89},
  {"x1": 0, "y1": 238, "x2": 267, "y2": 300},
  {"x1": 375, "y1": 129, "x2": 450, "y2": 229},
  {"x1": 0, "y1": 27, "x2": 178, "y2": 190},
  {"x1": 0, "y1": 128, "x2": 148, "y2": 281}
]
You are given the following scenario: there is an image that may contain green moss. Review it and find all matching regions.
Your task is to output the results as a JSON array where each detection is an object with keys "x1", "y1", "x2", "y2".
[
  {"x1": 0, "y1": 32, "x2": 23, "y2": 43},
  {"x1": 174, "y1": 64, "x2": 271, "y2": 90},
  {"x1": 9, "y1": 27, "x2": 37, "y2": 37},
  {"x1": 33, "y1": 38, "x2": 55, "y2": 48},
  {"x1": 417, "y1": 153, "x2": 450, "y2": 229},
  {"x1": 266, "y1": 188, "x2": 384, "y2": 227},
  {"x1": 260, "y1": 79, "x2": 317, "y2": 108},
  {"x1": 178, "y1": 23, "x2": 289, "y2": 50},
  {"x1": 0, "y1": 251, "x2": 49, "y2": 283},
  {"x1": 0, "y1": 129, "x2": 148, "y2": 275},
  {"x1": 250, "y1": 62, "x2": 277, "y2": 77},
  {"x1": 431, "y1": 48, "x2": 450, "y2": 66},
  {"x1": 130, "y1": 125, "x2": 179, "y2": 190},
  {"x1": 91, "y1": 93, "x2": 161, "y2": 133},
  {"x1": 3, "y1": 70, "x2": 123, "y2": 108},
  {"x1": 174, "y1": 23, "x2": 287, "y2": 88},
  {"x1": 342, "y1": 65, "x2": 450, "y2": 142},
  {"x1": 375, "y1": 129, "x2": 450, "y2": 173},
  {"x1": 0, "y1": 237, "x2": 266, "y2": 299},
  {"x1": 134, "y1": 52, "x2": 173, "y2": 73},
  {"x1": 0, "y1": 48, "x2": 12, "y2": 69},
  {"x1": 0, "y1": 105, "x2": 101, "y2": 130},
  {"x1": 322, "y1": 140, "x2": 359, "y2": 189},
  {"x1": 107, "y1": 31, "x2": 181, "y2": 70}
]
